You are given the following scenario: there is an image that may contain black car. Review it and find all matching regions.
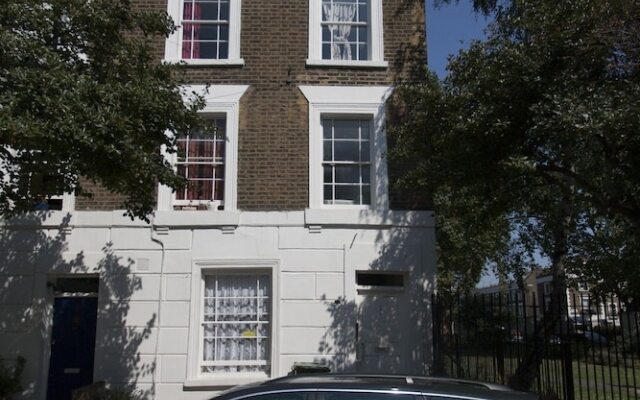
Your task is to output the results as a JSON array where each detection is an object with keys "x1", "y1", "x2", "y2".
[{"x1": 209, "y1": 374, "x2": 539, "y2": 400}]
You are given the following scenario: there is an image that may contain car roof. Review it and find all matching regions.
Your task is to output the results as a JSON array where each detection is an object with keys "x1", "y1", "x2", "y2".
[{"x1": 211, "y1": 374, "x2": 538, "y2": 400}]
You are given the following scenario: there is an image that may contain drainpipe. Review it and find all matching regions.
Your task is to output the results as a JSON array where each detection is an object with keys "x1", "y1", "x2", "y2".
[{"x1": 149, "y1": 220, "x2": 168, "y2": 395}]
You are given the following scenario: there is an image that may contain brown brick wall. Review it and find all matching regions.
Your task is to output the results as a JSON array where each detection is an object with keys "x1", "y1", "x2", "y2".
[
  {"x1": 81, "y1": 0, "x2": 427, "y2": 211},
  {"x1": 75, "y1": 179, "x2": 128, "y2": 211}
]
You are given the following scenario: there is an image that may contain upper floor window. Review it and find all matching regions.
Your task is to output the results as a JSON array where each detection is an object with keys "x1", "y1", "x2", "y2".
[
  {"x1": 7, "y1": 154, "x2": 76, "y2": 212},
  {"x1": 321, "y1": 0, "x2": 369, "y2": 61},
  {"x1": 174, "y1": 118, "x2": 226, "y2": 209},
  {"x1": 182, "y1": 0, "x2": 230, "y2": 60},
  {"x1": 322, "y1": 118, "x2": 371, "y2": 205},
  {"x1": 308, "y1": 0, "x2": 386, "y2": 67},
  {"x1": 300, "y1": 85, "x2": 392, "y2": 210},
  {"x1": 157, "y1": 85, "x2": 249, "y2": 212},
  {"x1": 164, "y1": 0, "x2": 243, "y2": 65}
]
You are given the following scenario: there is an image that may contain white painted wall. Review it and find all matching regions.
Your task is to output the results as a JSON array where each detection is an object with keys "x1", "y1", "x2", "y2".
[{"x1": 0, "y1": 210, "x2": 436, "y2": 400}]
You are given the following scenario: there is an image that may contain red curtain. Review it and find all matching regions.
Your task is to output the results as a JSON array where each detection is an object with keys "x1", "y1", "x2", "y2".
[
  {"x1": 182, "y1": 1, "x2": 202, "y2": 59},
  {"x1": 193, "y1": 2, "x2": 201, "y2": 58}
]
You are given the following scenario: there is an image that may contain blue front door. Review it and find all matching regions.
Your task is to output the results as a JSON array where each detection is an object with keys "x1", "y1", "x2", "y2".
[{"x1": 46, "y1": 297, "x2": 98, "y2": 400}]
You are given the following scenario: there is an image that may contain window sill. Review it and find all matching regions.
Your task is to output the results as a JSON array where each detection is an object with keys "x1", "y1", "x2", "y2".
[
  {"x1": 153, "y1": 211, "x2": 240, "y2": 228},
  {"x1": 306, "y1": 59, "x2": 388, "y2": 69},
  {"x1": 173, "y1": 200, "x2": 223, "y2": 211},
  {"x1": 183, "y1": 373, "x2": 269, "y2": 390},
  {"x1": 162, "y1": 58, "x2": 245, "y2": 66}
]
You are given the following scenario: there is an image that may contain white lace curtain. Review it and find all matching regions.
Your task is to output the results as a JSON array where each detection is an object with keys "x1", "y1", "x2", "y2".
[
  {"x1": 323, "y1": 2, "x2": 357, "y2": 60},
  {"x1": 202, "y1": 274, "x2": 269, "y2": 373}
]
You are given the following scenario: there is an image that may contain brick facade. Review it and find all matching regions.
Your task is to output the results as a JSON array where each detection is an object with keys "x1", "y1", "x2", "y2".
[{"x1": 80, "y1": 0, "x2": 427, "y2": 211}]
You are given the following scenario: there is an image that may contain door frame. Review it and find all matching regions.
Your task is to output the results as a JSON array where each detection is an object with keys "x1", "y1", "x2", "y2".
[
  {"x1": 354, "y1": 270, "x2": 410, "y2": 372},
  {"x1": 40, "y1": 275, "x2": 99, "y2": 400}
]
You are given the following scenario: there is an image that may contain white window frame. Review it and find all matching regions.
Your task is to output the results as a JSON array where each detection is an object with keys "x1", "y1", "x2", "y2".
[
  {"x1": 300, "y1": 85, "x2": 392, "y2": 210},
  {"x1": 157, "y1": 85, "x2": 248, "y2": 211},
  {"x1": 164, "y1": 0, "x2": 244, "y2": 66},
  {"x1": 185, "y1": 259, "x2": 279, "y2": 388},
  {"x1": 31, "y1": 192, "x2": 75, "y2": 212},
  {"x1": 321, "y1": 117, "x2": 374, "y2": 206},
  {"x1": 173, "y1": 116, "x2": 227, "y2": 208},
  {"x1": 307, "y1": 0, "x2": 387, "y2": 68},
  {"x1": 49, "y1": 192, "x2": 75, "y2": 212}
]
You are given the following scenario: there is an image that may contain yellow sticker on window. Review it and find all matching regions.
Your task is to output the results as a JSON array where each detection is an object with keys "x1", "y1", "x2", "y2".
[{"x1": 241, "y1": 329, "x2": 256, "y2": 337}]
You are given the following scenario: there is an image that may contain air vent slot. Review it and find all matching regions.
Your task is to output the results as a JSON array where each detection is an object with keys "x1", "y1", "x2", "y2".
[{"x1": 356, "y1": 272, "x2": 404, "y2": 287}]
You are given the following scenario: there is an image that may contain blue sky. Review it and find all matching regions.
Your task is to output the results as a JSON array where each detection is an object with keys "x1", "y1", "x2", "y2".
[{"x1": 425, "y1": 0, "x2": 490, "y2": 78}]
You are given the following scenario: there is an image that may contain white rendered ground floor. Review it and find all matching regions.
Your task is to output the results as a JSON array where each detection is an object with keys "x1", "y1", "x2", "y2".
[{"x1": 0, "y1": 209, "x2": 435, "y2": 400}]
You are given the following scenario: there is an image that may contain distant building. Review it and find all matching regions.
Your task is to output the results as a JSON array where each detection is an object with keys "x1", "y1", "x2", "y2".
[{"x1": 476, "y1": 269, "x2": 620, "y2": 327}]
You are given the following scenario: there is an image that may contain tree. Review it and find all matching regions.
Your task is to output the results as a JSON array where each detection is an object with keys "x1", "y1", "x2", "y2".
[
  {"x1": 0, "y1": 0, "x2": 206, "y2": 220},
  {"x1": 391, "y1": 0, "x2": 639, "y2": 389},
  {"x1": 395, "y1": 0, "x2": 640, "y2": 293}
]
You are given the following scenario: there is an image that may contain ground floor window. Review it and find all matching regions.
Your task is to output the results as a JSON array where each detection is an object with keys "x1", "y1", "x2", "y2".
[{"x1": 201, "y1": 272, "x2": 271, "y2": 374}]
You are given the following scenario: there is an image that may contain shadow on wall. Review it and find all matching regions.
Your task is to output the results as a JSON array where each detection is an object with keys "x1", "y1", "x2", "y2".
[
  {"x1": 316, "y1": 211, "x2": 435, "y2": 375},
  {"x1": 0, "y1": 213, "x2": 156, "y2": 399},
  {"x1": 392, "y1": 0, "x2": 428, "y2": 83}
]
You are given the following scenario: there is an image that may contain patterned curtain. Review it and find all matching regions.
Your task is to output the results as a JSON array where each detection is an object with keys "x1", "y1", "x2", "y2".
[
  {"x1": 323, "y1": 3, "x2": 357, "y2": 60},
  {"x1": 202, "y1": 274, "x2": 269, "y2": 373}
]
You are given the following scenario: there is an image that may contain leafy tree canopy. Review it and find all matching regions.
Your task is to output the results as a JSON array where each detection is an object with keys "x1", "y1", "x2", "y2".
[
  {"x1": 0, "y1": 0, "x2": 206, "y2": 220},
  {"x1": 392, "y1": 0, "x2": 640, "y2": 299}
]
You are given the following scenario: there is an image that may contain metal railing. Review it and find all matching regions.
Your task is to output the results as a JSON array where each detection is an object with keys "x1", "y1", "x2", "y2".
[{"x1": 432, "y1": 291, "x2": 640, "y2": 400}]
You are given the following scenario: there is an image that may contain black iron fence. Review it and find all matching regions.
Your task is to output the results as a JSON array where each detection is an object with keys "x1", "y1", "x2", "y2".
[{"x1": 432, "y1": 291, "x2": 640, "y2": 400}]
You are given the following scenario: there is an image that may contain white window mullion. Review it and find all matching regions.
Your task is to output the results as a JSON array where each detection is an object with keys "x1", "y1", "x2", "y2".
[
  {"x1": 255, "y1": 275, "x2": 260, "y2": 323},
  {"x1": 199, "y1": 276, "x2": 206, "y2": 373},
  {"x1": 182, "y1": 19, "x2": 230, "y2": 23},
  {"x1": 358, "y1": 122, "x2": 363, "y2": 203},
  {"x1": 321, "y1": 21, "x2": 367, "y2": 26},
  {"x1": 331, "y1": 120, "x2": 336, "y2": 203},
  {"x1": 255, "y1": 274, "x2": 261, "y2": 363},
  {"x1": 214, "y1": 276, "x2": 218, "y2": 363},
  {"x1": 189, "y1": 19, "x2": 195, "y2": 59}
]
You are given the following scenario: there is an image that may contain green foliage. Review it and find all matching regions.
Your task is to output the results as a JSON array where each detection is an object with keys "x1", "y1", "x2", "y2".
[
  {"x1": 392, "y1": 0, "x2": 640, "y2": 297},
  {"x1": 0, "y1": 0, "x2": 207, "y2": 220},
  {"x1": 0, "y1": 356, "x2": 25, "y2": 399}
]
